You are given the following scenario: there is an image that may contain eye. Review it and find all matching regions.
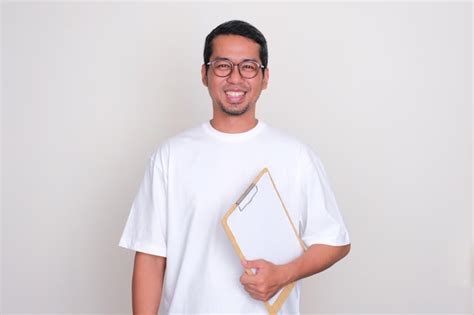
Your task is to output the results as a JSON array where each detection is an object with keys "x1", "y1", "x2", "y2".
[
  {"x1": 214, "y1": 61, "x2": 232, "y2": 70},
  {"x1": 241, "y1": 62, "x2": 258, "y2": 71}
]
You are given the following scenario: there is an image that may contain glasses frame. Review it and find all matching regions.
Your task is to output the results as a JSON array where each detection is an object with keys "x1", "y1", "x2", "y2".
[{"x1": 206, "y1": 58, "x2": 265, "y2": 79}]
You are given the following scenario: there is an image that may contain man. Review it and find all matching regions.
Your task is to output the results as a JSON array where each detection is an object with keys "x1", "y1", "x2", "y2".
[{"x1": 119, "y1": 20, "x2": 351, "y2": 314}]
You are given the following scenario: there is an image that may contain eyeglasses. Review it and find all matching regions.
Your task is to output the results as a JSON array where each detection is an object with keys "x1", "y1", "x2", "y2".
[{"x1": 206, "y1": 59, "x2": 265, "y2": 79}]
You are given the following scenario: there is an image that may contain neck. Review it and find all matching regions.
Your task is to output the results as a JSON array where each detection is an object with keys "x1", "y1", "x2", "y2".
[{"x1": 210, "y1": 116, "x2": 258, "y2": 134}]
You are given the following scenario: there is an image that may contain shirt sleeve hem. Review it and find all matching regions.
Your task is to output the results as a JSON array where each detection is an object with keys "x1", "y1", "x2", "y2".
[
  {"x1": 302, "y1": 235, "x2": 351, "y2": 247},
  {"x1": 118, "y1": 238, "x2": 167, "y2": 257}
]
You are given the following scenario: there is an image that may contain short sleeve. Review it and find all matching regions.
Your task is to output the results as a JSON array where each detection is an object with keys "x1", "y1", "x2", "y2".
[
  {"x1": 299, "y1": 144, "x2": 350, "y2": 247},
  {"x1": 118, "y1": 148, "x2": 168, "y2": 257}
]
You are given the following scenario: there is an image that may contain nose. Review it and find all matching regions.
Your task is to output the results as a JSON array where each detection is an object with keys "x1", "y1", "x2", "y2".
[{"x1": 226, "y1": 64, "x2": 244, "y2": 84}]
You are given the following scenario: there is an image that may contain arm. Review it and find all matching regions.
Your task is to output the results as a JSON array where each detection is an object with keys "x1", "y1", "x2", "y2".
[
  {"x1": 132, "y1": 251, "x2": 166, "y2": 315},
  {"x1": 240, "y1": 243, "x2": 351, "y2": 301},
  {"x1": 286, "y1": 243, "x2": 351, "y2": 282}
]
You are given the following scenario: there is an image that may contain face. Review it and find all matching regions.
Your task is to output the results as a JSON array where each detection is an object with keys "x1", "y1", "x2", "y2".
[{"x1": 201, "y1": 35, "x2": 269, "y2": 117}]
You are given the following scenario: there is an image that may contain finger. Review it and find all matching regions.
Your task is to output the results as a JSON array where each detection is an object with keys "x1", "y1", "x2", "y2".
[
  {"x1": 241, "y1": 260, "x2": 258, "y2": 276},
  {"x1": 243, "y1": 283, "x2": 259, "y2": 291},
  {"x1": 243, "y1": 284, "x2": 258, "y2": 294},
  {"x1": 240, "y1": 273, "x2": 259, "y2": 285},
  {"x1": 249, "y1": 291, "x2": 265, "y2": 301},
  {"x1": 243, "y1": 286, "x2": 265, "y2": 301},
  {"x1": 245, "y1": 259, "x2": 267, "y2": 269},
  {"x1": 243, "y1": 282, "x2": 269, "y2": 298}
]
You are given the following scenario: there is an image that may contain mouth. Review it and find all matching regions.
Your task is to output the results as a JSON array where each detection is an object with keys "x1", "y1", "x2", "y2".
[{"x1": 225, "y1": 90, "x2": 246, "y2": 104}]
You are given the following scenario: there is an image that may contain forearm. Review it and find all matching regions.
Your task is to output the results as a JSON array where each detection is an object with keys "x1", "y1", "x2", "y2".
[
  {"x1": 283, "y1": 243, "x2": 351, "y2": 285},
  {"x1": 132, "y1": 252, "x2": 166, "y2": 315}
]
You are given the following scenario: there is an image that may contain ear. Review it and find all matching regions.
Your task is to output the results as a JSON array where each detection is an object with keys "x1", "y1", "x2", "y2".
[
  {"x1": 262, "y1": 67, "x2": 269, "y2": 90},
  {"x1": 201, "y1": 64, "x2": 208, "y2": 87}
]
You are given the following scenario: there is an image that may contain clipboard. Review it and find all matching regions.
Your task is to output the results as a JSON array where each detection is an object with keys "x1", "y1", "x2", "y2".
[{"x1": 221, "y1": 168, "x2": 307, "y2": 314}]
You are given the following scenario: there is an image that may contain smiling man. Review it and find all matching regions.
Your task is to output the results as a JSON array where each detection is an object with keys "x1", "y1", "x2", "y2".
[
  {"x1": 119, "y1": 20, "x2": 351, "y2": 314},
  {"x1": 202, "y1": 34, "x2": 268, "y2": 124}
]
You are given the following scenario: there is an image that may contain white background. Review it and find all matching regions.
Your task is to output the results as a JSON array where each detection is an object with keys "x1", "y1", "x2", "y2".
[{"x1": 2, "y1": 2, "x2": 472, "y2": 314}]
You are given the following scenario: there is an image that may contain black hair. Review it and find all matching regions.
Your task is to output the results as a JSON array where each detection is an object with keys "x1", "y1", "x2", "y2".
[{"x1": 203, "y1": 20, "x2": 268, "y2": 71}]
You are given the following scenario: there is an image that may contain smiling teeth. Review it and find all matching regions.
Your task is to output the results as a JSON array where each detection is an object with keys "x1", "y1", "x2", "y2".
[{"x1": 226, "y1": 91, "x2": 244, "y2": 97}]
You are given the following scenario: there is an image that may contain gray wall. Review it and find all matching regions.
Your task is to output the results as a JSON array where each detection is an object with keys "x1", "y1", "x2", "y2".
[{"x1": 2, "y1": 2, "x2": 472, "y2": 314}]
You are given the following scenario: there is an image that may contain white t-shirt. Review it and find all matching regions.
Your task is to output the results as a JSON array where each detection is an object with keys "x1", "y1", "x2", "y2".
[{"x1": 119, "y1": 120, "x2": 350, "y2": 314}]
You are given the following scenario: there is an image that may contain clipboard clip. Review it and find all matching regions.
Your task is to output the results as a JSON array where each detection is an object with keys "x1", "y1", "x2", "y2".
[{"x1": 236, "y1": 183, "x2": 258, "y2": 212}]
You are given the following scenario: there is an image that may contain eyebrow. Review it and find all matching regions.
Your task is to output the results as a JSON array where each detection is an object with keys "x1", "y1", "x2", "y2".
[{"x1": 212, "y1": 56, "x2": 260, "y2": 63}]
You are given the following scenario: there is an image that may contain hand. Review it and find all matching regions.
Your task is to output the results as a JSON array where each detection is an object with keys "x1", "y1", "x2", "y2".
[{"x1": 239, "y1": 259, "x2": 291, "y2": 302}]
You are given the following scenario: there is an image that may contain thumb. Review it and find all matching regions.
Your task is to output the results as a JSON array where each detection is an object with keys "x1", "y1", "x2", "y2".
[{"x1": 245, "y1": 259, "x2": 266, "y2": 269}]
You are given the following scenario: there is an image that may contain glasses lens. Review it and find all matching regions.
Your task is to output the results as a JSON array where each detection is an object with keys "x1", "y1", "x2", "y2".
[
  {"x1": 212, "y1": 60, "x2": 232, "y2": 77},
  {"x1": 239, "y1": 61, "x2": 259, "y2": 78}
]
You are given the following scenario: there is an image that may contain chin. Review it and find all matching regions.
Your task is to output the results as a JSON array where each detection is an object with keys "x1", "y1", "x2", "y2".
[{"x1": 220, "y1": 102, "x2": 250, "y2": 116}]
